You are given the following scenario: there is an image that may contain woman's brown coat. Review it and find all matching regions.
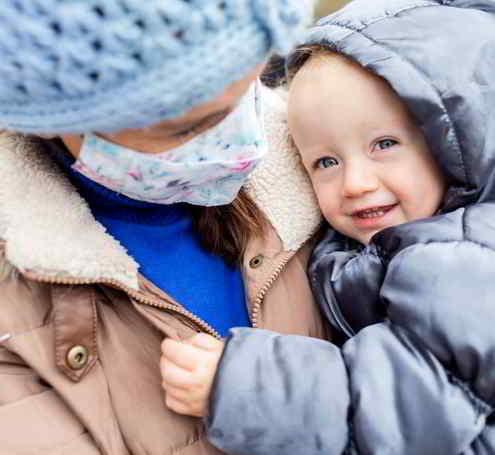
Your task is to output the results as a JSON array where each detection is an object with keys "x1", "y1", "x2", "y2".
[{"x1": 0, "y1": 88, "x2": 329, "y2": 454}]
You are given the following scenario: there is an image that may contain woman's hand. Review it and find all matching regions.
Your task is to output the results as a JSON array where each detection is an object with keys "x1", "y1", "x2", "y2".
[{"x1": 160, "y1": 333, "x2": 224, "y2": 417}]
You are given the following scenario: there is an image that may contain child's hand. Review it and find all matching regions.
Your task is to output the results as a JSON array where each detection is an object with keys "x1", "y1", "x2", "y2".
[{"x1": 160, "y1": 333, "x2": 224, "y2": 417}]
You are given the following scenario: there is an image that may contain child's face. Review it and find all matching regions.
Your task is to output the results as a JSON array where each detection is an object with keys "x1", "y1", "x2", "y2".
[{"x1": 289, "y1": 55, "x2": 447, "y2": 244}]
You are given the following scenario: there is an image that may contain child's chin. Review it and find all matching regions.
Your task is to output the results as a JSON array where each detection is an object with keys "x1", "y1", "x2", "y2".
[{"x1": 358, "y1": 230, "x2": 378, "y2": 245}]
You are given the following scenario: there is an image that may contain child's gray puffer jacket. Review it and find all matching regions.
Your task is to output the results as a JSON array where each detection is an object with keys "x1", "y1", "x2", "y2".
[{"x1": 205, "y1": 1, "x2": 495, "y2": 454}]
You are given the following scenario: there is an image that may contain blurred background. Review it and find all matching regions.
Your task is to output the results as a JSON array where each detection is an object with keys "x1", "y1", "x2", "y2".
[{"x1": 315, "y1": 0, "x2": 351, "y2": 18}]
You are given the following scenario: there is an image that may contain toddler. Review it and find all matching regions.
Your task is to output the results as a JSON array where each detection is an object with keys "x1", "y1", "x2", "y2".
[
  {"x1": 162, "y1": 1, "x2": 495, "y2": 453},
  {"x1": 289, "y1": 48, "x2": 449, "y2": 335}
]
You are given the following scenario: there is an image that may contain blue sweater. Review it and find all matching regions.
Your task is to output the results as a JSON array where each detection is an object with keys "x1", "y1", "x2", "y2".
[{"x1": 48, "y1": 141, "x2": 250, "y2": 337}]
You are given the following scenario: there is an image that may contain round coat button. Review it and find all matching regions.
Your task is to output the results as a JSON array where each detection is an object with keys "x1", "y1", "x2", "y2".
[
  {"x1": 249, "y1": 255, "x2": 264, "y2": 269},
  {"x1": 66, "y1": 345, "x2": 89, "y2": 370}
]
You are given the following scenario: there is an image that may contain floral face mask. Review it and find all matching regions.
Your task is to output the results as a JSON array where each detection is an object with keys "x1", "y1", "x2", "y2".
[{"x1": 73, "y1": 80, "x2": 267, "y2": 206}]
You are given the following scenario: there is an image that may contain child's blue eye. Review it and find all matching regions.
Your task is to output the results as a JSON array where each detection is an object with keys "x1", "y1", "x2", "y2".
[
  {"x1": 376, "y1": 139, "x2": 398, "y2": 150},
  {"x1": 316, "y1": 156, "x2": 338, "y2": 169}
]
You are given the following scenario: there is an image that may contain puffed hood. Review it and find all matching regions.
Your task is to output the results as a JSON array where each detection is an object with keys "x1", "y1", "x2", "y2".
[{"x1": 288, "y1": 0, "x2": 495, "y2": 211}]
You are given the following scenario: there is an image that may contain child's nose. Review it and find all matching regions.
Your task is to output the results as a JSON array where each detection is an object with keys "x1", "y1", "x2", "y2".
[{"x1": 341, "y1": 162, "x2": 379, "y2": 198}]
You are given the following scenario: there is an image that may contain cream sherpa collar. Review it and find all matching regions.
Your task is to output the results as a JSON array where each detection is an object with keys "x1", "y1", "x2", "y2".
[{"x1": 0, "y1": 87, "x2": 321, "y2": 290}]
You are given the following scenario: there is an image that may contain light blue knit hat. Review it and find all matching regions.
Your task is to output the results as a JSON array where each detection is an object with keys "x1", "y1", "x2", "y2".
[{"x1": 0, "y1": 0, "x2": 311, "y2": 134}]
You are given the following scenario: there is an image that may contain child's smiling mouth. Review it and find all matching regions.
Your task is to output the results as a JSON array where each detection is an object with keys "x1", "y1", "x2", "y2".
[
  {"x1": 350, "y1": 203, "x2": 399, "y2": 228},
  {"x1": 353, "y1": 204, "x2": 398, "y2": 218}
]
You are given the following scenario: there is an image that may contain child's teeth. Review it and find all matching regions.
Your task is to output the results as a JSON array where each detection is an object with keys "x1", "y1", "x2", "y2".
[{"x1": 359, "y1": 208, "x2": 385, "y2": 218}]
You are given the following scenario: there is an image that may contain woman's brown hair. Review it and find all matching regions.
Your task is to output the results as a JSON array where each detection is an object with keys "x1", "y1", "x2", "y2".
[{"x1": 189, "y1": 187, "x2": 268, "y2": 265}]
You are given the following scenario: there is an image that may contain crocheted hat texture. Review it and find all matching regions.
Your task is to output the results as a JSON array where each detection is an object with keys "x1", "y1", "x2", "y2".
[{"x1": 0, "y1": 0, "x2": 310, "y2": 134}]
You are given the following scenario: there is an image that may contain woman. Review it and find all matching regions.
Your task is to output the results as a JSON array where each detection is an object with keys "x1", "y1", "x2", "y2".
[{"x1": 0, "y1": 1, "x2": 328, "y2": 454}]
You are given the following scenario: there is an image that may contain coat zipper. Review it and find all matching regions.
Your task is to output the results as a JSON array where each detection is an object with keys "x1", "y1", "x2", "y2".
[
  {"x1": 23, "y1": 251, "x2": 295, "y2": 338},
  {"x1": 23, "y1": 272, "x2": 222, "y2": 339},
  {"x1": 251, "y1": 251, "x2": 293, "y2": 328}
]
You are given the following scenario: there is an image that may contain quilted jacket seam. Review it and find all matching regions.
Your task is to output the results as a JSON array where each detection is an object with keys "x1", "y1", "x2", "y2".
[
  {"x1": 341, "y1": 350, "x2": 358, "y2": 454},
  {"x1": 458, "y1": 208, "x2": 495, "y2": 251},
  {"x1": 386, "y1": 320, "x2": 494, "y2": 417},
  {"x1": 448, "y1": 373, "x2": 493, "y2": 416},
  {"x1": 316, "y1": 2, "x2": 437, "y2": 33}
]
